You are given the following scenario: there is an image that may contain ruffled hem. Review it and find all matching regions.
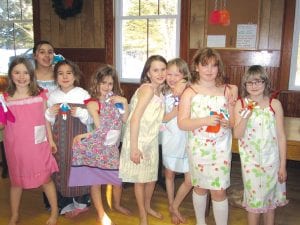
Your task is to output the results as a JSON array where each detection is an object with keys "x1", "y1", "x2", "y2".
[{"x1": 243, "y1": 200, "x2": 289, "y2": 213}]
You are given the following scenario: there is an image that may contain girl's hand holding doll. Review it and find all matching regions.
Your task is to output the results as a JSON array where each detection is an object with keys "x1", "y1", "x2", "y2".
[
  {"x1": 73, "y1": 133, "x2": 90, "y2": 145},
  {"x1": 207, "y1": 114, "x2": 221, "y2": 126},
  {"x1": 110, "y1": 95, "x2": 127, "y2": 105},
  {"x1": 48, "y1": 104, "x2": 60, "y2": 116}
]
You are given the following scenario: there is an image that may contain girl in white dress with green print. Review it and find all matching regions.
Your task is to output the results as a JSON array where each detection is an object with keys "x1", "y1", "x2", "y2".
[
  {"x1": 234, "y1": 65, "x2": 288, "y2": 225},
  {"x1": 178, "y1": 48, "x2": 238, "y2": 225}
]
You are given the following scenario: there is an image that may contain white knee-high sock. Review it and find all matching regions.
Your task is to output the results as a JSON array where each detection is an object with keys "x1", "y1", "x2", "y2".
[
  {"x1": 212, "y1": 198, "x2": 228, "y2": 225},
  {"x1": 192, "y1": 191, "x2": 207, "y2": 225}
]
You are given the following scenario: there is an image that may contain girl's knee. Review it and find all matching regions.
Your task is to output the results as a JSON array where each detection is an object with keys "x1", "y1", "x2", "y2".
[
  {"x1": 164, "y1": 169, "x2": 175, "y2": 179},
  {"x1": 210, "y1": 190, "x2": 227, "y2": 201}
]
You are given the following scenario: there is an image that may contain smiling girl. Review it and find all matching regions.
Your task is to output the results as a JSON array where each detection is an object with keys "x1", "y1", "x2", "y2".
[
  {"x1": 45, "y1": 60, "x2": 91, "y2": 218},
  {"x1": 3, "y1": 57, "x2": 59, "y2": 225},
  {"x1": 119, "y1": 55, "x2": 167, "y2": 225}
]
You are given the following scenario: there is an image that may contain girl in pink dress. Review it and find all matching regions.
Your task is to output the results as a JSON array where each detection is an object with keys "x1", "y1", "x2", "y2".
[{"x1": 2, "y1": 57, "x2": 59, "y2": 225}]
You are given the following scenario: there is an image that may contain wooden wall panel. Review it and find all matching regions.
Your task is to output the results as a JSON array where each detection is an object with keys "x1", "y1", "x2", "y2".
[
  {"x1": 190, "y1": 0, "x2": 206, "y2": 49},
  {"x1": 268, "y1": 0, "x2": 284, "y2": 49},
  {"x1": 39, "y1": 0, "x2": 105, "y2": 48},
  {"x1": 258, "y1": 0, "x2": 271, "y2": 49}
]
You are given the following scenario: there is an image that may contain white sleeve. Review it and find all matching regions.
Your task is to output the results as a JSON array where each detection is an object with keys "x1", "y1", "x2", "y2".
[{"x1": 75, "y1": 107, "x2": 93, "y2": 125}]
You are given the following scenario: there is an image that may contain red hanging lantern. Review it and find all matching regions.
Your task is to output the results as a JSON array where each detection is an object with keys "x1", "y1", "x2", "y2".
[
  {"x1": 209, "y1": 0, "x2": 221, "y2": 25},
  {"x1": 219, "y1": 0, "x2": 230, "y2": 26}
]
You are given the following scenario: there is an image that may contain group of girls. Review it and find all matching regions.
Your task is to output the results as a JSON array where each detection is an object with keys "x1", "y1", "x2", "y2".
[{"x1": 1, "y1": 43, "x2": 288, "y2": 225}]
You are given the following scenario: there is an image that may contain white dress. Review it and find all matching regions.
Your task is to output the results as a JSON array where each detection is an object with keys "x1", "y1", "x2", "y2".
[{"x1": 161, "y1": 93, "x2": 189, "y2": 173}]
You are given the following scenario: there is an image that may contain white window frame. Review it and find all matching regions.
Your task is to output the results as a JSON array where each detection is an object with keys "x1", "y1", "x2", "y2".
[
  {"x1": 289, "y1": 0, "x2": 300, "y2": 90},
  {"x1": 115, "y1": 0, "x2": 181, "y2": 83}
]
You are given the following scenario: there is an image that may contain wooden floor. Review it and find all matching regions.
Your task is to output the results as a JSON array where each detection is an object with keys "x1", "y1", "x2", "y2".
[{"x1": 0, "y1": 158, "x2": 299, "y2": 225}]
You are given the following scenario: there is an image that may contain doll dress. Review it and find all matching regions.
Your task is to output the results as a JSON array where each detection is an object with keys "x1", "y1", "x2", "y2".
[{"x1": 69, "y1": 99, "x2": 123, "y2": 186}]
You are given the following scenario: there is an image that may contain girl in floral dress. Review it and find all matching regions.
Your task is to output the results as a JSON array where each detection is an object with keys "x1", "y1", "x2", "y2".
[
  {"x1": 178, "y1": 48, "x2": 238, "y2": 225},
  {"x1": 233, "y1": 65, "x2": 288, "y2": 225},
  {"x1": 69, "y1": 65, "x2": 131, "y2": 224}
]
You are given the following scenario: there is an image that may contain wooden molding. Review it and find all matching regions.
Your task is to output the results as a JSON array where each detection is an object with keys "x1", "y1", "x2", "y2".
[
  {"x1": 180, "y1": 0, "x2": 191, "y2": 62},
  {"x1": 279, "y1": 0, "x2": 296, "y2": 90},
  {"x1": 104, "y1": 0, "x2": 114, "y2": 65},
  {"x1": 55, "y1": 48, "x2": 105, "y2": 62}
]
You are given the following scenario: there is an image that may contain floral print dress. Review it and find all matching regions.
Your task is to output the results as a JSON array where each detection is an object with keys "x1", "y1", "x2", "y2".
[
  {"x1": 188, "y1": 92, "x2": 232, "y2": 190},
  {"x1": 238, "y1": 98, "x2": 288, "y2": 213}
]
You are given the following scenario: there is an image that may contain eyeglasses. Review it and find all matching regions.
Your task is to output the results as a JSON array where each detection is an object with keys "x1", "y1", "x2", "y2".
[{"x1": 245, "y1": 79, "x2": 265, "y2": 87}]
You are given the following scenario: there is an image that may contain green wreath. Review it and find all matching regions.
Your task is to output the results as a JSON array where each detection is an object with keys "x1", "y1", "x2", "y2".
[{"x1": 52, "y1": 0, "x2": 83, "y2": 20}]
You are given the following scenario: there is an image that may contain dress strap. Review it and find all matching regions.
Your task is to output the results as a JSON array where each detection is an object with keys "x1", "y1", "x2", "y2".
[
  {"x1": 188, "y1": 86, "x2": 198, "y2": 94},
  {"x1": 84, "y1": 98, "x2": 101, "y2": 114},
  {"x1": 269, "y1": 98, "x2": 275, "y2": 114},
  {"x1": 224, "y1": 84, "x2": 229, "y2": 95},
  {"x1": 239, "y1": 97, "x2": 245, "y2": 108}
]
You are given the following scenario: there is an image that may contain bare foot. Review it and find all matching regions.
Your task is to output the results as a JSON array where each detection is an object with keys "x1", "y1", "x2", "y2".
[
  {"x1": 46, "y1": 214, "x2": 58, "y2": 225},
  {"x1": 172, "y1": 208, "x2": 187, "y2": 224},
  {"x1": 98, "y1": 213, "x2": 115, "y2": 225},
  {"x1": 171, "y1": 213, "x2": 181, "y2": 225},
  {"x1": 146, "y1": 208, "x2": 163, "y2": 220},
  {"x1": 114, "y1": 205, "x2": 132, "y2": 216},
  {"x1": 8, "y1": 216, "x2": 18, "y2": 225}
]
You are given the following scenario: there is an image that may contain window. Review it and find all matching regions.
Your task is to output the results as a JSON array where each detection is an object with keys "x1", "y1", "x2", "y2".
[
  {"x1": 115, "y1": 0, "x2": 181, "y2": 82},
  {"x1": 0, "y1": 0, "x2": 34, "y2": 75},
  {"x1": 289, "y1": 0, "x2": 300, "y2": 90}
]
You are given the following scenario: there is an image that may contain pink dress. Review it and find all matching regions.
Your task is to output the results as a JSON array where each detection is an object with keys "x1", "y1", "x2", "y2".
[{"x1": 3, "y1": 91, "x2": 58, "y2": 189}]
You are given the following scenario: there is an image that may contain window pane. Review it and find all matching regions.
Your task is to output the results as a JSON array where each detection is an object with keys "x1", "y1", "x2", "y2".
[
  {"x1": 296, "y1": 37, "x2": 300, "y2": 86},
  {"x1": 0, "y1": 1, "x2": 9, "y2": 20},
  {"x1": 148, "y1": 19, "x2": 177, "y2": 59},
  {"x1": 123, "y1": 0, "x2": 139, "y2": 16},
  {"x1": 22, "y1": 0, "x2": 33, "y2": 20},
  {"x1": 140, "y1": 0, "x2": 158, "y2": 16},
  {"x1": 122, "y1": 19, "x2": 147, "y2": 79},
  {"x1": 14, "y1": 22, "x2": 34, "y2": 49},
  {"x1": 159, "y1": 0, "x2": 179, "y2": 15},
  {"x1": 8, "y1": 0, "x2": 22, "y2": 20}
]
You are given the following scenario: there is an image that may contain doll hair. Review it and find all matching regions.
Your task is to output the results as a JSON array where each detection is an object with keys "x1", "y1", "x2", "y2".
[
  {"x1": 89, "y1": 65, "x2": 123, "y2": 98},
  {"x1": 191, "y1": 47, "x2": 225, "y2": 85},
  {"x1": 241, "y1": 65, "x2": 272, "y2": 98},
  {"x1": 7, "y1": 57, "x2": 42, "y2": 97},
  {"x1": 53, "y1": 59, "x2": 82, "y2": 87},
  {"x1": 140, "y1": 55, "x2": 167, "y2": 84}
]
